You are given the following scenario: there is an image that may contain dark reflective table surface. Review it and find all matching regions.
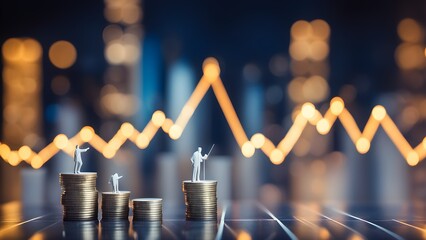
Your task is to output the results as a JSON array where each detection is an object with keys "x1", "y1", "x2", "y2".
[{"x1": 0, "y1": 201, "x2": 425, "y2": 239}]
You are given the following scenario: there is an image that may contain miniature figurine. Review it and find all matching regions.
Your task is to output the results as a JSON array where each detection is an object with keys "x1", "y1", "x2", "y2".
[
  {"x1": 108, "y1": 173, "x2": 123, "y2": 193},
  {"x1": 190, "y1": 144, "x2": 214, "y2": 182},
  {"x1": 73, "y1": 145, "x2": 89, "y2": 174}
]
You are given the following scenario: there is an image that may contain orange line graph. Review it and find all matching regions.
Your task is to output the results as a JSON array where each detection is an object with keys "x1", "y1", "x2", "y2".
[{"x1": 0, "y1": 57, "x2": 425, "y2": 169}]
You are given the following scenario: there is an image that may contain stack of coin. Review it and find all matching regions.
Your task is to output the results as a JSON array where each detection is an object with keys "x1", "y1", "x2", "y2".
[
  {"x1": 101, "y1": 191, "x2": 130, "y2": 220},
  {"x1": 59, "y1": 172, "x2": 98, "y2": 221},
  {"x1": 132, "y1": 198, "x2": 162, "y2": 221},
  {"x1": 182, "y1": 180, "x2": 217, "y2": 220}
]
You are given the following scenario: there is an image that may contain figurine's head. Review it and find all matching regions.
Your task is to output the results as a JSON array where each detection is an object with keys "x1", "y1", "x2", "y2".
[
  {"x1": 198, "y1": 147, "x2": 202, "y2": 152},
  {"x1": 75, "y1": 145, "x2": 78, "y2": 149}
]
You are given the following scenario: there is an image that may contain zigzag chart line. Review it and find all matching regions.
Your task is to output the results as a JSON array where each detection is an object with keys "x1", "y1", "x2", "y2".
[{"x1": 0, "y1": 57, "x2": 425, "y2": 169}]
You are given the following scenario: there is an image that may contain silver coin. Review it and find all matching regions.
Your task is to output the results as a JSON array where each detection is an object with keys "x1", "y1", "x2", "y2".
[
  {"x1": 60, "y1": 181, "x2": 97, "y2": 184},
  {"x1": 64, "y1": 213, "x2": 98, "y2": 216},
  {"x1": 184, "y1": 198, "x2": 217, "y2": 201},
  {"x1": 62, "y1": 192, "x2": 98, "y2": 196},
  {"x1": 64, "y1": 218, "x2": 98, "y2": 221},
  {"x1": 102, "y1": 191, "x2": 130, "y2": 194},
  {"x1": 183, "y1": 189, "x2": 216, "y2": 192},
  {"x1": 133, "y1": 205, "x2": 162, "y2": 208},
  {"x1": 62, "y1": 195, "x2": 98, "y2": 199},
  {"x1": 102, "y1": 198, "x2": 130, "y2": 201},
  {"x1": 182, "y1": 180, "x2": 217, "y2": 184},
  {"x1": 132, "y1": 198, "x2": 162, "y2": 203},
  {"x1": 102, "y1": 212, "x2": 129, "y2": 215},
  {"x1": 61, "y1": 198, "x2": 98, "y2": 202},
  {"x1": 183, "y1": 185, "x2": 217, "y2": 188},
  {"x1": 133, "y1": 201, "x2": 162, "y2": 204},
  {"x1": 133, "y1": 210, "x2": 162, "y2": 213},
  {"x1": 186, "y1": 213, "x2": 217, "y2": 216},
  {"x1": 102, "y1": 210, "x2": 128, "y2": 213},
  {"x1": 184, "y1": 201, "x2": 217, "y2": 204},
  {"x1": 133, "y1": 214, "x2": 162, "y2": 217},
  {"x1": 186, "y1": 218, "x2": 217, "y2": 220},
  {"x1": 133, "y1": 203, "x2": 162, "y2": 206},
  {"x1": 102, "y1": 211, "x2": 129, "y2": 214},
  {"x1": 102, "y1": 213, "x2": 128, "y2": 216},
  {"x1": 62, "y1": 204, "x2": 98, "y2": 208},
  {"x1": 133, "y1": 211, "x2": 162, "y2": 214},
  {"x1": 102, "y1": 198, "x2": 129, "y2": 200},
  {"x1": 184, "y1": 203, "x2": 217, "y2": 206},
  {"x1": 102, "y1": 202, "x2": 129, "y2": 205},
  {"x1": 185, "y1": 213, "x2": 217, "y2": 216},
  {"x1": 102, "y1": 217, "x2": 128, "y2": 220},
  {"x1": 186, "y1": 209, "x2": 217, "y2": 212},
  {"x1": 60, "y1": 172, "x2": 97, "y2": 176},
  {"x1": 133, "y1": 206, "x2": 162, "y2": 209},
  {"x1": 102, "y1": 204, "x2": 129, "y2": 207},
  {"x1": 133, "y1": 202, "x2": 162, "y2": 205},
  {"x1": 133, "y1": 219, "x2": 162, "y2": 222},
  {"x1": 102, "y1": 209, "x2": 129, "y2": 212},
  {"x1": 186, "y1": 212, "x2": 217, "y2": 215},
  {"x1": 133, "y1": 209, "x2": 162, "y2": 212},
  {"x1": 63, "y1": 209, "x2": 98, "y2": 213},
  {"x1": 63, "y1": 214, "x2": 98, "y2": 217},
  {"x1": 185, "y1": 204, "x2": 217, "y2": 207},
  {"x1": 186, "y1": 215, "x2": 217, "y2": 218},
  {"x1": 102, "y1": 198, "x2": 129, "y2": 204},
  {"x1": 133, "y1": 212, "x2": 162, "y2": 215},
  {"x1": 133, "y1": 215, "x2": 162, "y2": 218},
  {"x1": 132, "y1": 209, "x2": 162, "y2": 212},
  {"x1": 133, "y1": 204, "x2": 162, "y2": 207}
]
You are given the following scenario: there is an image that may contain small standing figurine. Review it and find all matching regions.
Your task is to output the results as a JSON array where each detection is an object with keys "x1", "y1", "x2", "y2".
[
  {"x1": 191, "y1": 145, "x2": 214, "y2": 182},
  {"x1": 73, "y1": 145, "x2": 89, "y2": 174},
  {"x1": 108, "y1": 173, "x2": 123, "y2": 193}
]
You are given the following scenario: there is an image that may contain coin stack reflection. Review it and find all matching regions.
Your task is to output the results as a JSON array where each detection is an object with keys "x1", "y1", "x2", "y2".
[
  {"x1": 132, "y1": 221, "x2": 162, "y2": 239},
  {"x1": 101, "y1": 220, "x2": 129, "y2": 239},
  {"x1": 182, "y1": 180, "x2": 217, "y2": 220},
  {"x1": 132, "y1": 198, "x2": 162, "y2": 221},
  {"x1": 102, "y1": 191, "x2": 130, "y2": 220},
  {"x1": 60, "y1": 173, "x2": 98, "y2": 221}
]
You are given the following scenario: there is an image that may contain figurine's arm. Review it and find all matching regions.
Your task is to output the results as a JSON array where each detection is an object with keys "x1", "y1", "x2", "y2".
[
  {"x1": 118, "y1": 176, "x2": 123, "y2": 179},
  {"x1": 82, "y1": 147, "x2": 90, "y2": 152},
  {"x1": 190, "y1": 155, "x2": 194, "y2": 164},
  {"x1": 202, "y1": 154, "x2": 208, "y2": 160}
]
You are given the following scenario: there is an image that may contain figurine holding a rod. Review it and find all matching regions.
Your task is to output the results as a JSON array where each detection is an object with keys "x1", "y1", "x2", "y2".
[{"x1": 190, "y1": 144, "x2": 215, "y2": 182}]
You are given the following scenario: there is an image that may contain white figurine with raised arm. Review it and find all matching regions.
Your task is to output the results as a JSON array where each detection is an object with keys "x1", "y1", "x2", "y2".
[
  {"x1": 190, "y1": 145, "x2": 214, "y2": 182},
  {"x1": 108, "y1": 173, "x2": 123, "y2": 193},
  {"x1": 73, "y1": 145, "x2": 89, "y2": 174}
]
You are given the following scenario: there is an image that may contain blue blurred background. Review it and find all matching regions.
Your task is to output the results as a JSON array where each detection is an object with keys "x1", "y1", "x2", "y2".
[{"x1": 0, "y1": 0, "x2": 425, "y2": 209}]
